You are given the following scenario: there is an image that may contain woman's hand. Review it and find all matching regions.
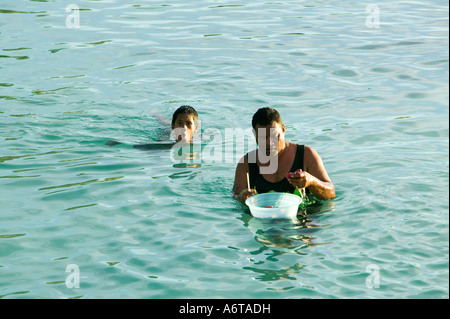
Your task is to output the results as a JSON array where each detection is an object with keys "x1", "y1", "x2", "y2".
[
  {"x1": 286, "y1": 168, "x2": 335, "y2": 200},
  {"x1": 286, "y1": 169, "x2": 313, "y2": 189},
  {"x1": 238, "y1": 188, "x2": 257, "y2": 204}
]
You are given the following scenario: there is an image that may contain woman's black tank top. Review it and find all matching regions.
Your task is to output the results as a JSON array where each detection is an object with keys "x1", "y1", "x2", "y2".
[{"x1": 246, "y1": 144, "x2": 305, "y2": 194}]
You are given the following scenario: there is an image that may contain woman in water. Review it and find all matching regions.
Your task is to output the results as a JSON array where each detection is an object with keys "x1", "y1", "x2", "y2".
[{"x1": 233, "y1": 107, "x2": 335, "y2": 204}]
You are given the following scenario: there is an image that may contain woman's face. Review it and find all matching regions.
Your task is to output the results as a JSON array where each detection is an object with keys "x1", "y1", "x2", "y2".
[{"x1": 254, "y1": 122, "x2": 285, "y2": 156}]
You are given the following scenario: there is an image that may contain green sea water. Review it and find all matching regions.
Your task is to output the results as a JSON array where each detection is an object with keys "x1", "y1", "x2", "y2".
[{"x1": 0, "y1": 0, "x2": 448, "y2": 299}]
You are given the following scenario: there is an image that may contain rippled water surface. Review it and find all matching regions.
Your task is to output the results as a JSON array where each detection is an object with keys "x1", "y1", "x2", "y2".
[{"x1": 1, "y1": 1, "x2": 448, "y2": 298}]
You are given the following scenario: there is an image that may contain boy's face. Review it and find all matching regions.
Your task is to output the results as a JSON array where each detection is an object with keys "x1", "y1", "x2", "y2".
[{"x1": 171, "y1": 113, "x2": 198, "y2": 142}]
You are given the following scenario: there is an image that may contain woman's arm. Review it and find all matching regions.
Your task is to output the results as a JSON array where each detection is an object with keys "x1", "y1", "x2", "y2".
[
  {"x1": 287, "y1": 146, "x2": 335, "y2": 200},
  {"x1": 232, "y1": 155, "x2": 257, "y2": 204}
]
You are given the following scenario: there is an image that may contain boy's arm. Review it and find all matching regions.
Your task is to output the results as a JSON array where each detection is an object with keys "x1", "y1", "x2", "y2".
[
  {"x1": 150, "y1": 109, "x2": 171, "y2": 127},
  {"x1": 150, "y1": 110, "x2": 174, "y2": 140},
  {"x1": 106, "y1": 140, "x2": 122, "y2": 146}
]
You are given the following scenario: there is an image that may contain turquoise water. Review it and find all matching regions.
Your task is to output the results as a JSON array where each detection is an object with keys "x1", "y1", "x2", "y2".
[{"x1": 0, "y1": 0, "x2": 448, "y2": 299}]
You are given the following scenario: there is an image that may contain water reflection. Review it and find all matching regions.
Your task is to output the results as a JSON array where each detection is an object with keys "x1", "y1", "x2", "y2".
[
  {"x1": 244, "y1": 214, "x2": 315, "y2": 256},
  {"x1": 169, "y1": 142, "x2": 202, "y2": 169},
  {"x1": 243, "y1": 263, "x2": 304, "y2": 282},
  {"x1": 239, "y1": 201, "x2": 334, "y2": 284},
  {"x1": 133, "y1": 142, "x2": 203, "y2": 168},
  {"x1": 240, "y1": 200, "x2": 334, "y2": 255},
  {"x1": 168, "y1": 170, "x2": 200, "y2": 180}
]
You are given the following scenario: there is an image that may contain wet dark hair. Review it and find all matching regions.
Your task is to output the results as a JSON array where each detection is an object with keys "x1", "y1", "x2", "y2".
[
  {"x1": 171, "y1": 105, "x2": 198, "y2": 125},
  {"x1": 251, "y1": 107, "x2": 283, "y2": 129}
]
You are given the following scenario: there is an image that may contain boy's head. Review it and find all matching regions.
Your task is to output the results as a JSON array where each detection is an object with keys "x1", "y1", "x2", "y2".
[{"x1": 171, "y1": 105, "x2": 199, "y2": 142}]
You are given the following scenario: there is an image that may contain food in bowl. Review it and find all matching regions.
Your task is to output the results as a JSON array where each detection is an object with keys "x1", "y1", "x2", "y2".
[{"x1": 245, "y1": 193, "x2": 302, "y2": 219}]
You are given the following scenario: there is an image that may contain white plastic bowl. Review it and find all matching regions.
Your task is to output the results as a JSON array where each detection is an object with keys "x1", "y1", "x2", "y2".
[{"x1": 245, "y1": 193, "x2": 302, "y2": 219}]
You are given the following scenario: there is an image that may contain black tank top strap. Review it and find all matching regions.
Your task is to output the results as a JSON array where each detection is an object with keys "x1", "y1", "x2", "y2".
[
  {"x1": 246, "y1": 144, "x2": 305, "y2": 194},
  {"x1": 290, "y1": 144, "x2": 305, "y2": 172}
]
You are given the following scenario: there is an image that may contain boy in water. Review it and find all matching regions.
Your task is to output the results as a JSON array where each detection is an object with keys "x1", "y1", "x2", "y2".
[
  {"x1": 107, "y1": 105, "x2": 199, "y2": 149},
  {"x1": 169, "y1": 105, "x2": 199, "y2": 143}
]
